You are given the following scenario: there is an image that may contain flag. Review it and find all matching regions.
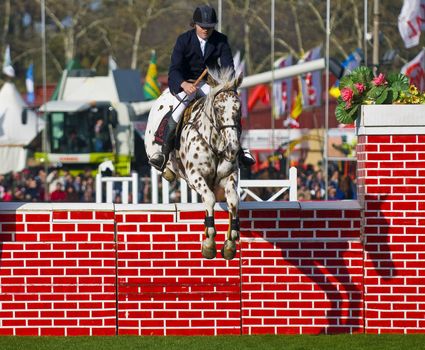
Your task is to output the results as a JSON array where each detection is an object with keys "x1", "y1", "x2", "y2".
[
  {"x1": 272, "y1": 55, "x2": 293, "y2": 118},
  {"x1": 329, "y1": 48, "x2": 363, "y2": 99},
  {"x1": 51, "y1": 59, "x2": 81, "y2": 101},
  {"x1": 2, "y1": 45, "x2": 15, "y2": 78},
  {"x1": 398, "y1": 0, "x2": 425, "y2": 49},
  {"x1": 300, "y1": 46, "x2": 322, "y2": 107},
  {"x1": 290, "y1": 91, "x2": 303, "y2": 119},
  {"x1": 143, "y1": 50, "x2": 161, "y2": 100},
  {"x1": 401, "y1": 48, "x2": 425, "y2": 91},
  {"x1": 108, "y1": 55, "x2": 118, "y2": 71},
  {"x1": 247, "y1": 84, "x2": 270, "y2": 111},
  {"x1": 26, "y1": 63, "x2": 35, "y2": 104}
]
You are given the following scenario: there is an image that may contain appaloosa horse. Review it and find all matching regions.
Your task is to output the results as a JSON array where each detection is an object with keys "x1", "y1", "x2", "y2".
[{"x1": 145, "y1": 68, "x2": 243, "y2": 260}]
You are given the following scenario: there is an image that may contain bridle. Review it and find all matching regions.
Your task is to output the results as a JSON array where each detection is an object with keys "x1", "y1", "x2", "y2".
[{"x1": 186, "y1": 87, "x2": 241, "y2": 161}]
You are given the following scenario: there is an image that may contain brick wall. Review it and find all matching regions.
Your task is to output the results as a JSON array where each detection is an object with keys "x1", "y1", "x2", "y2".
[
  {"x1": 357, "y1": 134, "x2": 425, "y2": 334},
  {"x1": 357, "y1": 105, "x2": 425, "y2": 334},
  {"x1": 0, "y1": 203, "x2": 116, "y2": 336},
  {"x1": 0, "y1": 201, "x2": 364, "y2": 336}
]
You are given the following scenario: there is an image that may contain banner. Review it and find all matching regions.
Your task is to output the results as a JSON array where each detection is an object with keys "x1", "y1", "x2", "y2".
[
  {"x1": 143, "y1": 50, "x2": 161, "y2": 100},
  {"x1": 300, "y1": 46, "x2": 322, "y2": 107},
  {"x1": 401, "y1": 48, "x2": 425, "y2": 91},
  {"x1": 398, "y1": 0, "x2": 425, "y2": 48},
  {"x1": 272, "y1": 55, "x2": 293, "y2": 118},
  {"x1": 26, "y1": 63, "x2": 35, "y2": 104},
  {"x1": 2, "y1": 45, "x2": 15, "y2": 78}
]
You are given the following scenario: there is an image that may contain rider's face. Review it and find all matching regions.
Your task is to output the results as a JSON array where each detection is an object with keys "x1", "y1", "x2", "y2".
[{"x1": 195, "y1": 24, "x2": 214, "y2": 40}]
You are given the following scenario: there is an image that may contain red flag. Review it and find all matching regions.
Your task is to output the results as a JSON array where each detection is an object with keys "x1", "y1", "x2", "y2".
[{"x1": 248, "y1": 84, "x2": 270, "y2": 111}]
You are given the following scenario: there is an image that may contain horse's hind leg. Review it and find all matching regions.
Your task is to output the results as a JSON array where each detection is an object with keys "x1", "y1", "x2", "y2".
[{"x1": 220, "y1": 172, "x2": 240, "y2": 260}]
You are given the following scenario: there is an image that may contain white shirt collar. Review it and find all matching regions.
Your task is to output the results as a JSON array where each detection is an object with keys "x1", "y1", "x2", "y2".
[{"x1": 197, "y1": 35, "x2": 207, "y2": 56}]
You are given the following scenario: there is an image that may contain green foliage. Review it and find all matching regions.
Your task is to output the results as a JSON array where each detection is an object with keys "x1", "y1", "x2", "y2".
[{"x1": 335, "y1": 66, "x2": 423, "y2": 124}]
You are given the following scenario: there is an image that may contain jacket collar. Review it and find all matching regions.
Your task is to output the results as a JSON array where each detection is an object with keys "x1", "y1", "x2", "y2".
[{"x1": 191, "y1": 29, "x2": 216, "y2": 61}]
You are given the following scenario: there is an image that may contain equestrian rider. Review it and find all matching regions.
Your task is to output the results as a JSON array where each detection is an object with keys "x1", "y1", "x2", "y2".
[{"x1": 149, "y1": 4, "x2": 256, "y2": 172}]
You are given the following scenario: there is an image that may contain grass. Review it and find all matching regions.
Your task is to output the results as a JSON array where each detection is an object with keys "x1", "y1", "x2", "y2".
[{"x1": 0, "y1": 334, "x2": 425, "y2": 350}]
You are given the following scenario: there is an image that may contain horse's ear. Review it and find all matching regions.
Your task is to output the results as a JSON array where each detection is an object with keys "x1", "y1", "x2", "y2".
[{"x1": 234, "y1": 70, "x2": 243, "y2": 89}]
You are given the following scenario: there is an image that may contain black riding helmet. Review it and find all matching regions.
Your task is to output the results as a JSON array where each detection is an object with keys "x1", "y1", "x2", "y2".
[{"x1": 192, "y1": 5, "x2": 218, "y2": 28}]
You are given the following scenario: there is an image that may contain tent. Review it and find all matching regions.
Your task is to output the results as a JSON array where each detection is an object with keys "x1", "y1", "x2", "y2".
[{"x1": 0, "y1": 82, "x2": 43, "y2": 174}]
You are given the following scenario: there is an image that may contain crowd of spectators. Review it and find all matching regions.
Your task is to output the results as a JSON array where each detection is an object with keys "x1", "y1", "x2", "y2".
[
  {"x1": 0, "y1": 160, "x2": 356, "y2": 203},
  {"x1": 0, "y1": 167, "x2": 96, "y2": 203}
]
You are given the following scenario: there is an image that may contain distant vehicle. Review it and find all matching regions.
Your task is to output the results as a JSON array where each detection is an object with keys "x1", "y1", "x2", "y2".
[{"x1": 35, "y1": 69, "x2": 154, "y2": 175}]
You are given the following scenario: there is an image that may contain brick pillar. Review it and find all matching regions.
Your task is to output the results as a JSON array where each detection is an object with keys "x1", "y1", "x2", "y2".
[{"x1": 357, "y1": 105, "x2": 425, "y2": 333}]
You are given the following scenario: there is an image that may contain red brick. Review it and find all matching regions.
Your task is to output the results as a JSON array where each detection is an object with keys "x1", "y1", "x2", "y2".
[{"x1": 70, "y1": 211, "x2": 93, "y2": 220}]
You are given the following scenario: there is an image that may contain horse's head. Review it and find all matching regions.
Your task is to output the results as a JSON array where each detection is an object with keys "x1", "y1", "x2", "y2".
[{"x1": 206, "y1": 68, "x2": 243, "y2": 163}]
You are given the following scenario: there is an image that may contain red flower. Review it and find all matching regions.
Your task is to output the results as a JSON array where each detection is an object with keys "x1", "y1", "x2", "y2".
[
  {"x1": 341, "y1": 87, "x2": 354, "y2": 101},
  {"x1": 372, "y1": 73, "x2": 387, "y2": 86},
  {"x1": 354, "y1": 82, "x2": 365, "y2": 94}
]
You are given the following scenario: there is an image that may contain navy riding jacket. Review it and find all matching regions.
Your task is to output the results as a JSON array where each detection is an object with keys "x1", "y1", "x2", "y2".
[{"x1": 168, "y1": 29, "x2": 234, "y2": 95}]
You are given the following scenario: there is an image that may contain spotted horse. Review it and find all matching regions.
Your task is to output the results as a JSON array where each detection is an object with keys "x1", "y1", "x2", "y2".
[{"x1": 144, "y1": 68, "x2": 243, "y2": 260}]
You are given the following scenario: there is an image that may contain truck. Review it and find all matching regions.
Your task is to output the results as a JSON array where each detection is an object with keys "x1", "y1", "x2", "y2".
[{"x1": 35, "y1": 68, "x2": 154, "y2": 175}]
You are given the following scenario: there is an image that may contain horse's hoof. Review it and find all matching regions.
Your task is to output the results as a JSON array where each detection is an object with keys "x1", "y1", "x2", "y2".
[
  {"x1": 162, "y1": 168, "x2": 176, "y2": 182},
  {"x1": 221, "y1": 240, "x2": 236, "y2": 260},
  {"x1": 202, "y1": 239, "x2": 216, "y2": 259}
]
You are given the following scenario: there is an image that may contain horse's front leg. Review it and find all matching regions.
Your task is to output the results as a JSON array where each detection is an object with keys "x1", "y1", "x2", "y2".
[
  {"x1": 220, "y1": 171, "x2": 240, "y2": 260},
  {"x1": 188, "y1": 173, "x2": 217, "y2": 259}
]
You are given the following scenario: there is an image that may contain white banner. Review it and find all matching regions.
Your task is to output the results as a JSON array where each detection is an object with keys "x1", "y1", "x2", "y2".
[
  {"x1": 398, "y1": 0, "x2": 425, "y2": 49},
  {"x1": 401, "y1": 48, "x2": 425, "y2": 91}
]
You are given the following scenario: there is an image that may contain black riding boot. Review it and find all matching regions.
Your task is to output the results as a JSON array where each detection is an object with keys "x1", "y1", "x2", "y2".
[
  {"x1": 149, "y1": 116, "x2": 177, "y2": 171},
  {"x1": 238, "y1": 148, "x2": 256, "y2": 167}
]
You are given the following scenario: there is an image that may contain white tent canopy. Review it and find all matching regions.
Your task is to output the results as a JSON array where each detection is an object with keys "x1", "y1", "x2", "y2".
[{"x1": 0, "y1": 82, "x2": 43, "y2": 174}]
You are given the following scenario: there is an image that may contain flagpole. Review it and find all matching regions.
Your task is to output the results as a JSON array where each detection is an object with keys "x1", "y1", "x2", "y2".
[
  {"x1": 271, "y1": 0, "x2": 276, "y2": 152},
  {"x1": 324, "y1": 0, "x2": 330, "y2": 200},
  {"x1": 364, "y1": 0, "x2": 368, "y2": 67},
  {"x1": 217, "y1": 0, "x2": 222, "y2": 32},
  {"x1": 41, "y1": 0, "x2": 48, "y2": 201}
]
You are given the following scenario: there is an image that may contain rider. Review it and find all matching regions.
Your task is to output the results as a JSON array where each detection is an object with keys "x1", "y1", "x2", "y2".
[{"x1": 149, "y1": 4, "x2": 256, "y2": 172}]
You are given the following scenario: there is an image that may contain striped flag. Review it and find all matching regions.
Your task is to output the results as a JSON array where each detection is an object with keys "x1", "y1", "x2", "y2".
[
  {"x1": 300, "y1": 46, "x2": 322, "y2": 107},
  {"x1": 143, "y1": 50, "x2": 161, "y2": 100},
  {"x1": 273, "y1": 55, "x2": 293, "y2": 118},
  {"x1": 401, "y1": 48, "x2": 425, "y2": 91}
]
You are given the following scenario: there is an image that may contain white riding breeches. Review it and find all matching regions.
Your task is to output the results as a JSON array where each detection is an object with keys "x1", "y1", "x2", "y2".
[{"x1": 171, "y1": 82, "x2": 211, "y2": 123}]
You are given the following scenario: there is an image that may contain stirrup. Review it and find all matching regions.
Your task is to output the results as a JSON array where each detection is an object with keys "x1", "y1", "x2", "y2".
[{"x1": 149, "y1": 152, "x2": 167, "y2": 172}]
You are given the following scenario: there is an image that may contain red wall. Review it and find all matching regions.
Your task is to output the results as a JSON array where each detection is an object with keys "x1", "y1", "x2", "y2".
[
  {"x1": 357, "y1": 134, "x2": 425, "y2": 333},
  {"x1": 0, "y1": 201, "x2": 365, "y2": 336},
  {"x1": 2, "y1": 150, "x2": 425, "y2": 338}
]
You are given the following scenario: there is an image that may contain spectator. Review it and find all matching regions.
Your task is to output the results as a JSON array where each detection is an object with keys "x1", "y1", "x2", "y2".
[{"x1": 50, "y1": 182, "x2": 66, "y2": 201}]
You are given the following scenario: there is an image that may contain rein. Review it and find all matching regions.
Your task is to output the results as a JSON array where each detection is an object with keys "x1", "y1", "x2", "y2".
[{"x1": 189, "y1": 88, "x2": 240, "y2": 161}]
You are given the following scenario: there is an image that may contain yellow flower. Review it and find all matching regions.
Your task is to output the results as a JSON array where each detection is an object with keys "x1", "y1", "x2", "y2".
[{"x1": 409, "y1": 85, "x2": 418, "y2": 95}]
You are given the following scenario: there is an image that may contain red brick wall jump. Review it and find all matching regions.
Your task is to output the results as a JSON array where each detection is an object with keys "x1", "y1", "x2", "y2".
[
  {"x1": 0, "y1": 201, "x2": 364, "y2": 336},
  {"x1": 357, "y1": 134, "x2": 425, "y2": 334}
]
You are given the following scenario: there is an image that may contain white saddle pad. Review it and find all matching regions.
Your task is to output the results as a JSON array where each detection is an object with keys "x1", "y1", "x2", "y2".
[{"x1": 144, "y1": 88, "x2": 175, "y2": 160}]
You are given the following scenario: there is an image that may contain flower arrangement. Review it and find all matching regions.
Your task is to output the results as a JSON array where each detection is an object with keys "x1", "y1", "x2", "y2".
[{"x1": 335, "y1": 66, "x2": 425, "y2": 124}]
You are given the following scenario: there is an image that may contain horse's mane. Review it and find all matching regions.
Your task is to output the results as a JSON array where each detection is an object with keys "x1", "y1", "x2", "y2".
[{"x1": 204, "y1": 67, "x2": 238, "y2": 110}]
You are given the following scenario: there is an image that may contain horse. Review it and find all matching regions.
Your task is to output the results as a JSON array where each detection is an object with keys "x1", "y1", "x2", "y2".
[{"x1": 144, "y1": 68, "x2": 243, "y2": 260}]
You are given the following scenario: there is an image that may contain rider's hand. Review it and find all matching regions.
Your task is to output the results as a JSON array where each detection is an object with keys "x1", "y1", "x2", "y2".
[{"x1": 181, "y1": 81, "x2": 197, "y2": 95}]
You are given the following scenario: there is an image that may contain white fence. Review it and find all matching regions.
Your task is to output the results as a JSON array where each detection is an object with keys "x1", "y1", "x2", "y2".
[
  {"x1": 150, "y1": 166, "x2": 297, "y2": 204},
  {"x1": 95, "y1": 167, "x2": 297, "y2": 204},
  {"x1": 95, "y1": 172, "x2": 139, "y2": 204}
]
